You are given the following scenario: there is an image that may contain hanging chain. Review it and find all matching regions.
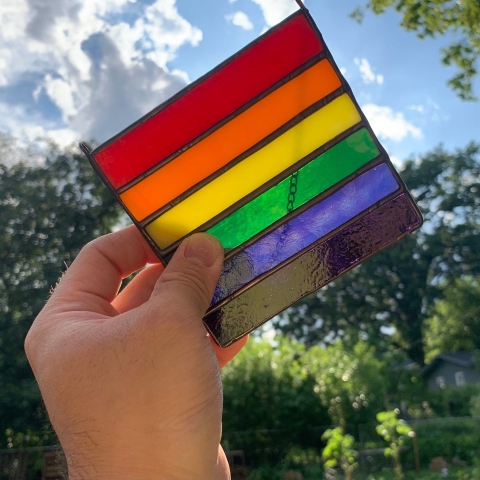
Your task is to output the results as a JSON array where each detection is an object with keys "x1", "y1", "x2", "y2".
[
  {"x1": 286, "y1": 172, "x2": 298, "y2": 212},
  {"x1": 287, "y1": 0, "x2": 303, "y2": 212}
]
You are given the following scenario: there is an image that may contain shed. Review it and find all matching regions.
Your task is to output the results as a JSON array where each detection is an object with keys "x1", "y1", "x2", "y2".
[{"x1": 422, "y1": 352, "x2": 480, "y2": 390}]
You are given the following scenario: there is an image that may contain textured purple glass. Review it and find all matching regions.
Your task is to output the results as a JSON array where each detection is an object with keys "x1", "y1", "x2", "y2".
[
  {"x1": 204, "y1": 194, "x2": 421, "y2": 347},
  {"x1": 211, "y1": 163, "x2": 399, "y2": 306}
]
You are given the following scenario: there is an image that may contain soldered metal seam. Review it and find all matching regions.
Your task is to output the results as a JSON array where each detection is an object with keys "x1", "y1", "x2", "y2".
[
  {"x1": 144, "y1": 93, "x2": 362, "y2": 249},
  {"x1": 160, "y1": 127, "x2": 381, "y2": 261},
  {"x1": 120, "y1": 61, "x2": 344, "y2": 221}
]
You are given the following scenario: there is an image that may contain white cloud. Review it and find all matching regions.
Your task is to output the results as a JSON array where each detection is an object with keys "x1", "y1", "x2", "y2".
[
  {"x1": 226, "y1": 11, "x2": 254, "y2": 30},
  {"x1": 171, "y1": 68, "x2": 191, "y2": 84},
  {"x1": 0, "y1": 0, "x2": 202, "y2": 143},
  {"x1": 389, "y1": 154, "x2": 403, "y2": 168},
  {"x1": 408, "y1": 104, "x2": 425, "y2": 114},
  {"x1": 0, "y1": 101, "x2": 78, "y2": 150},
  {"x1": 251, "y1": 0, "x2": 298, "y2": 27},
  {"x1": 43, "y1": 75, "x2": 79, "y2": 119},
  {"x1": 408, "y1": 100, "x2": 448, "y2": 122},
  {"x1": 354, "y1": 58, "x2": 384, "y2": 85},
  {"x1": 0, "y1": 55, "x2": 8, "y2": 86},
  {"x1": 362, "y1": 104, "x2": 423, "y2": 142}
]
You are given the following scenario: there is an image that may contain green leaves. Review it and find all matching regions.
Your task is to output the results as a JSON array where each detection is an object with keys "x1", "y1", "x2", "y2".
[
  {"x1": 352, "y1": 0, "x2": 480, "y2": 100},
  {"x1": 0, "y1": 134, "x2": 123, "y2": 440},
  {"x1": 423, "y1": 277, "x2": 480, "y2": 362},
  {"x1": 376, "y1": 410, "x2": 413, "y2": 448},
  {"x1": 221, "y1": 337, "x2": 403, "y2": 466},
  {"x1": 307, "y1": 341, "x2": 386, "y2": 427},
  {"x1": 321, "y1": 427, "x2": 358, "y2": 480},
  {"x1": 375, "y1": 410, "x2": 413, "y2": 480},
  {"x1": 221, "y1": 337, "x2": 331, "y2": 465},
  {"x1": 278, "y1": 143, "x2": 480, "y2": 365}
]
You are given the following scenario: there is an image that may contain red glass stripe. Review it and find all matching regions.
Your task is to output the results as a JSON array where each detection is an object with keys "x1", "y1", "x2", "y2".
[{"x1": 93, "y1": 13, "x2": 323, "y2": 189}]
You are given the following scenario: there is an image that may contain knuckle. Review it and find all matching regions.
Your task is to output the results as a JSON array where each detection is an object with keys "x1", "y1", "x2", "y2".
[
  {"x1": 160, "y1": 267, "x2": 212, "y2": 308},
  {"x1": 80, "y1": 237, "x2": 103, "y2": 256},
  {"x1": 24, "y1": 326, "x2": 39, "y2": 364}
]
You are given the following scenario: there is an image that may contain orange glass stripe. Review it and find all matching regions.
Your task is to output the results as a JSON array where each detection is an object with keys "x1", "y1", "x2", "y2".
[
  {"x1": 93, "y1": 13, "x2": 323, "y2": 189},
  {"x1": 120, "y1": 59, "x2": 342, "y2": 221}
]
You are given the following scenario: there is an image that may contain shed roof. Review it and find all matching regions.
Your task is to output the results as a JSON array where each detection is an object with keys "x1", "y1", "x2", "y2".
[{"x1": 422, "y1": 351, "x2": 478, "y2": 377}]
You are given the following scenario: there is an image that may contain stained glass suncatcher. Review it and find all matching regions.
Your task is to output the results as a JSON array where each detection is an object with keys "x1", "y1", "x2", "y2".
[{"x1": 81, "y1": 4, "x2": 423, "y2": 347}]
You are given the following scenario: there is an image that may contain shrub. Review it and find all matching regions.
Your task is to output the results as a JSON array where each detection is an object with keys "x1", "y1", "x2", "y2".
[
  {"x1": 429, "y1": 385, "x2": 480, "y2": 417},
  {"x1": 322, "y1": 427, "x2": 358, "y2": 480},
  {"x1": 469, "y1": 395, "x2": 480, "y2": 417},
  {"x1": 407, "y1": 418, "x2": 480, "y2": 467},
  {"x1": 375, "y1": 411, "x2": 414, "y2": 480}
]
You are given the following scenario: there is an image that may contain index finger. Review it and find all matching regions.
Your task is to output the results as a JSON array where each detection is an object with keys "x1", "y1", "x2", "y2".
[{"x1": 51, "y1": 225, "x2": 160, "y2": 315}]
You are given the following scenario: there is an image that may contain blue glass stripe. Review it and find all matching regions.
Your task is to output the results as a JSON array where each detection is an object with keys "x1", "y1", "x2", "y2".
[{"x1": 212, "y1": 163, "x2": 399, "y2": 306}]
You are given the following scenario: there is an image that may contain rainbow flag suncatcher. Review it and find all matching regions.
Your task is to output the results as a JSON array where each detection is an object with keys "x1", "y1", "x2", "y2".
[{"x1": 81, "y1": 5, "x2": 423, "y2": 347}]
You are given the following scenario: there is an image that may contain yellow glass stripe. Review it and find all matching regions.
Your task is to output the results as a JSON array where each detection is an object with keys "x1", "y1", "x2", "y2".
[
  {"x1": 120, "y1": 59, "x2": 341, "y2": 221},
  {"x1": 146, "y1": 94, "x2": 361, "y2": 249}
]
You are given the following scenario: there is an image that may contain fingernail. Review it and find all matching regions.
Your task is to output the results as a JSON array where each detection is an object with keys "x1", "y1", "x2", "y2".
[{"x1": 184, "y1": 234, "x2": 222, "y2": 268}]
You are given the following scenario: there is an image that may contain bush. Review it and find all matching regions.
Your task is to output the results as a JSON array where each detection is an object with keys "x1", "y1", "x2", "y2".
[
  {"x1": 407, "y1": 418, "x2": 480, "y2": 467},
  {"x1": 469, "y1": 395, "x2": 480, "y2": 417},
  {"x1": 247, "y1": 464, "x2": 324, "y2": 480},
  {"x1": 247, "y1": 465, "x2": 286, "y2": 480},
  {"x1": 429, "y1": 385, "x2": 480, "y2": 417}
]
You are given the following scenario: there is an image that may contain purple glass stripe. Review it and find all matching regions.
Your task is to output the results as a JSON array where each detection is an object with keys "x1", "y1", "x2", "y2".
[
  {"x1": 204, "y1": 193, "x2": 421, "y2": 347},
  {"x1": 211, "y1": 163, "x2": 399, "y2": 306}
]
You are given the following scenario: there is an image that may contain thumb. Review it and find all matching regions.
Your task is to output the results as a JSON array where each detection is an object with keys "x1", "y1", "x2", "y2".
[{"x1": 152, "y1": 233, "x2": 224, "y2": 317}]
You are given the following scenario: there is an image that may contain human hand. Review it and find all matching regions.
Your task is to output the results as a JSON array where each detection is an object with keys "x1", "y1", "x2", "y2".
[{"x1": 25, "y1": 226, "x2": 247, "y2": 479}]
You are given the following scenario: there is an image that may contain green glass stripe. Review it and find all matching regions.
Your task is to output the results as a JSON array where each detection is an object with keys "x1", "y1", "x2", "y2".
[{"x1": 207, "y1": 128, "x2": 380, "y2": 249}]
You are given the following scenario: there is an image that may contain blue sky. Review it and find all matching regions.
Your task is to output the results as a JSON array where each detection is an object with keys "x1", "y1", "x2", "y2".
[{"x1": 0, "y1": 0, "x2": 478, "y2": 163}]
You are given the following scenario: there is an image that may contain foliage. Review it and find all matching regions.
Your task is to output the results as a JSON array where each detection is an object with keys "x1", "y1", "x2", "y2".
[
  {"x1": 455, "y1": 463, "x2": 480, "y2": 480},
  {"x1": 247, "y1": 464, "x2": 324, "y2": 480},
  {"x1": 305, "y1": 341, "x2": 387, "y2": 427},
  {"x1": 247, "y1": 465, "x2": 285, "y2": 480},
  {"x1": 407, "y1": 417, "x2": 480, "y2": 467},
  {"x1": 376, "y1": 349, "x2": 427, "y2": 418},
  {"x1": 322, "y1": 427, "x2": 358, "y2": 480},
  {"x1": 278, "y1": 143, "x2": 480, "y2": 365},
  {"x1": 350, "y1": 0, "x2": 480, "y2": 100},
  {"x1": 376, "y1": 411, "x2": 414, "y2": 480},
  {"x1": 470, "y1": 395, "x2": 480, "y2": 417},
  {"x1": 367, "y1": 467, "x2": 480, "y2": 480},
  {"x1": 428, "y1": 385, "x2": 480, "y2": 418},
  {"x1": 2, "y1": 428, "x2": 55, "y2": 480},
  {"x1": 0, "y1": 134, "x2": 123, "y2": 439},
  {"x1": 222, "y1": 338, "x2": 396, "y2": 466},
  {"x1": 248, "y1": 466, "x2": 480, "y2": 480},
  {"x1": 222, "y1": 337, "x2": 330, "y2": 466},
  {"x1": 4, "y1": 428, "x2": 46, "y2": 450},
  {"x1": 423, "y1": 278, "x2": 480, "y2": 362}
]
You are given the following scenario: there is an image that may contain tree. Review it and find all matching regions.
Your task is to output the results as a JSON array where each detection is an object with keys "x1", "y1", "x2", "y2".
[
  {"x1": 351, "y1": 0, "x2": 480, "y2": 100},
  {"x1": 221, "y1": 337, "x2": 331, "y2": 465},
  {"x1": 376, "y1": 410, "x2": 414, "y2": 480},
  {"x1": 305, "y1": 341, "x2": 387, "y2": 428},
  {"x1": 423, "y1": 277, "x2": 480, "y2": 362},
  {"x1": 0, "y1": 134, "x2": 123, "y2": 439},
  {"x1": 276, "y1": 143, "x2": 480, "y2": 365}
]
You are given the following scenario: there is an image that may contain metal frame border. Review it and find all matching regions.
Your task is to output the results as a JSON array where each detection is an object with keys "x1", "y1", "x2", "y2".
[
  {"x1": 206, "y1": 159, "x2": 405, "y2": 314},
  {"x1": 80, "y1": 4, "x2": 423, "y2": 286},
  {"x1": 205, "y1": 194, "x2": 422, "y2": 347},
  {"x1": 90, "y1": 9, "x2": 308, "y2": 156},
  {"x1": 115, "y1": 52, "x2": 329, "y2": 195}
]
